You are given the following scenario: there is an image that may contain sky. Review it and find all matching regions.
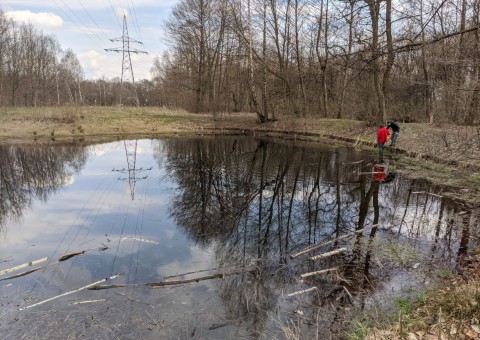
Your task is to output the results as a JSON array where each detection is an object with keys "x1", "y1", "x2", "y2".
[{"x1": 1, "y1": 0, "x2": 179, "y2": 81}]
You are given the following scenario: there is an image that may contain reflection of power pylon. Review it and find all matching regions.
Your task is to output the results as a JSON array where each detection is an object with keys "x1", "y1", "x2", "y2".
[
  {"x1": 105, "y1": 15, "x2": 148, "y2": 107},
  {"x1": 112, "y1": 140, "x2": 152, "y2": 200}
]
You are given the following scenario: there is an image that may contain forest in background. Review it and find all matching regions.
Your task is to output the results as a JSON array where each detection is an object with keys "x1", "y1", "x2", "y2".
[{"x1": 1, "y1": 0, "x2": 480, "y2": 125}]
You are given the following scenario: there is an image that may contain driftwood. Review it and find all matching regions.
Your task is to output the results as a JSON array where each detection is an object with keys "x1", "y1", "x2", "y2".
[
  {"x1": 146, "y1": 270, "x2": 248, "y2": 287},
  {"x1": 0, "y1": 257, "x2": 48, "y2": 276},
  {"x1": 300, "y1": 267, "x2": 338, "y2": 278},
  {"x1": 87, "y1": 284, "x2": 128, "y2": 290},
  {"x1": 310, "y1": 248, "x2": 347, "y2": 261},
  {"x1": 19, "y1": 273, "x2": 122, "y2": 311},
  {"x1": 58, "y1": 251, "x2": 85, "y2": 262},
  {"x1": 290, "y1": 225, "x2": 377, "y2": 259},
  {"x1": 0, "y1": 266, "x2": 45, "y2": 281},
  {"x1": 287, "y1": 287, "x2": 318, "y2": 297},
  {"x1": 72, "y1": 299, "x2": 106, "y2": 305}
]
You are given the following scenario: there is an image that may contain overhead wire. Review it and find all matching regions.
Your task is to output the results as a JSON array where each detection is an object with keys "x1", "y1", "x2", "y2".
[
  {"x1": 77, "y1": 0, "x2": 113, "y2": 42},
  {"x1": 52, "y1": 0, "x2": 105, "y2": 49}
]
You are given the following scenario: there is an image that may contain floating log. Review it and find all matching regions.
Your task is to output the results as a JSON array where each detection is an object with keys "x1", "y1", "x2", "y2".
[
  {"x1": 300, "y1": 267, "x2": 338, "y2": 278},
  {"x1": 287, "y1": 287, "x2": 318, "y2": 297},
  {"x1": 0, "y1": 257, "x2": 48, "y2": 276},
  {"x1": 19, "y1": 273, "x2": 122, "y2": 311},
  {"x1": 310, "y1": 248, "x2": 347, "y2": 261},
  {"x1": 290, "y1": 225, "x2": 377, "y2": 259},
  {"x1": 0, "y1": 266, "x2": 45, "y2": 281},
  {"x1": 58, "y1": 251, "x2": 85, "y2": 262}
]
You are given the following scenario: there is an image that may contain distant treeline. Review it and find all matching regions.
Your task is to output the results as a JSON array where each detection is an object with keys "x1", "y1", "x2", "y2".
[{"x1": 0, "y1": 10, "x2": 162, "y2": 108}]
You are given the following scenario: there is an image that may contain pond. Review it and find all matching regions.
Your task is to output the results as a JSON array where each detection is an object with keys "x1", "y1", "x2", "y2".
[{"x1": 0, "y1": 137, "x2": 478, "y2": 339}]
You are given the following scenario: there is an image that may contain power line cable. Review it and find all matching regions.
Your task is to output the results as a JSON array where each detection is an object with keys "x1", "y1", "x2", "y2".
[
  {"x1": 51, "y1": 0, "x2": 105, "y2": 50},
  {"x1": 77, "y1": 0, "x2": 112, "y2": 41},
  {"x1": 108, "y1": 0, "x2": 123, "y2": 29},
  {"x1": 127, "y1": 0, "x2": 144, "y2": 43}
]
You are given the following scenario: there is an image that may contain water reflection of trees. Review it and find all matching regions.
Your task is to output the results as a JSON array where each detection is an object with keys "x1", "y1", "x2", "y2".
[
  {"x1": 158, "y1": 137, "x2": 479, "y2": 333},
  {"x1": 0, "y1": 144, "x2": 87, "y2": 230}
]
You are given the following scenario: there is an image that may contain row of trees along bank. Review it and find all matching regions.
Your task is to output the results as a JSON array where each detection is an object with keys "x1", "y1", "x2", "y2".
[{"x1": 152, "y1": 0, "x2": 480, "y2": 124}]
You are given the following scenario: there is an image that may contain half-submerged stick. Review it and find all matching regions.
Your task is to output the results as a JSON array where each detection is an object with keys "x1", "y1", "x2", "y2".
[
  {"x1": 300, "y1": 267, "x2": 337, "y2": 278},
  {"x1": 146, "y1": 270, "x2": 248, "y2": 287},
  {"x1": 0, "y1": 266, "x2": 45, "y2": 281},
  {"x1": 19, "y1": 273, "x2": 122, "y2": 311},
  {"x1": 287, "y1": 287, "x2": 317, "y2": 297},
  {"x1": 310, "y1": 248, "x2": 347, "y2": 261},
  {"x1": 290, "y1": 225, "x2": 377, "y2": 259},
  {"x1": 0, "y1": 257, "x2": 48, "y2": 276}
]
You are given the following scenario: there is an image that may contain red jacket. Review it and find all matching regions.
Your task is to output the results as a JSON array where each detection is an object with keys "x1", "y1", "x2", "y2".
[{"x1": 377, "y1": 127, "x2": 390, "y2": 143}]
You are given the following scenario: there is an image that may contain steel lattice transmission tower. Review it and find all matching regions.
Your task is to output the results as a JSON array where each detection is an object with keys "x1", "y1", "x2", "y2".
[{"x1": 105, "y1": 15, "x2": 147, "y2": 107}]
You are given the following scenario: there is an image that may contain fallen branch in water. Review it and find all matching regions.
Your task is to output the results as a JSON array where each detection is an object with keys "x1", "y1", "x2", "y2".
[
  {"x1": 0, "y1": 257, "x2": 48, "y2": 276},
  {"x1": 287, "y1": 287, "x2": 318, "y2": 297},
  {"x1": 300, "y1": 267, "x2": 338, "y2": 278},
  {"x1": 146, "y1": 270, "x2": 249, "y2": 287},
  {"x1": 0, "y1": 266, "x2": 45, "y2": 281},
  {"x1": 290, "y1": 225, "x2": 377, "y2": 259},
  {"x1": 19, "y1": 273, "x2": 122, "y2": 310},
  {"x1": 58, "y1": 251, "x2": 85, "y2": 262},
  {"x1": 310, "y1": 248, "x2": 347, "y2": 261},
  {"x1": 87, "y1": 284, "x2": 128, "y2": 290},
  {"x1": 71, "y1": 299, "x2": 106, "y2": 305}
]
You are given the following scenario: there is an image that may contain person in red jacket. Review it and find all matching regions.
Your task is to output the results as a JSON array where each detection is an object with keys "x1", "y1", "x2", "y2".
[{"x1": 376, "y1": 124, "x2": 390, "y2": 163}]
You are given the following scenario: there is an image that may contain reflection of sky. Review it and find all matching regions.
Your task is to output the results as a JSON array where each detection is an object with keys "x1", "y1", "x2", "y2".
[{"x1": 0, "y1": 140, "x2": 214, "y2": 293}]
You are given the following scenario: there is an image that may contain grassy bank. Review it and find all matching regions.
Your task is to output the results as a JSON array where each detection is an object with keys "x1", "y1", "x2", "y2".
[{"x1": 1, "y1": 106, "x2": 478, "y2": 206}]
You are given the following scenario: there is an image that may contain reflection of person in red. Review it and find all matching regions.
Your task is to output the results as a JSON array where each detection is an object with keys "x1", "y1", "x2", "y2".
[
  {"x1": 376, "y1": 124, "x2": 390, "y2": 163},
  {"x1": 373, "y1": 165, "x2": 386, "y2": 182}
]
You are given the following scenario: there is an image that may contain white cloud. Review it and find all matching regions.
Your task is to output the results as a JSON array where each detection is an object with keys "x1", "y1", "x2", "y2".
[
  {"x1": 115, "y1": 7, "x2": 129, "y2": 19},
  {"x1": 6, "y1": 10, "x2": 63, "y2": 29},
  {"x1": 78, "y1": 49, "x2": 107, "y2": 69}
]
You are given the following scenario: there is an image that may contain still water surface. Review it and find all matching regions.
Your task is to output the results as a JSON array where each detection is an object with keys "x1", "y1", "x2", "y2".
[{"x1": 0, "y1": 137, "x2": 478, "y2": 339}]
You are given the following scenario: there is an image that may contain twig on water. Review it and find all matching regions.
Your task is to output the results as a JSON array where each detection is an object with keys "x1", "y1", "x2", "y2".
[
  {"x1": 19, "y1": 273, "x2": 122, "y2": 311},
  {"x1": 0, "y1": 257, "x2": 48, "y2": 276},
  {"x1": 87, "y1": 284, "x2": 128, "y2": 290},
  {"x1": 287, "y1": 287, "x2": 318, "y2": 297},
  {"x1": 146, "y1": 270, "x2": 249, "y2": 288},
  {"x1": 300, "y1": 267, "x2": 338, "y2": 278},
  {"x1": 58, "y1": 251, "x2": 85, "y2": 262},
  {"x1": 71, "y1": 299, "x2": 106, "y2": 305},
  {"x1": 310, "y1": 248, "x2": 347, "y2": 261},
  {"x1": 290, "y1": 225, "x2": 376, "y2": 259},
  {"x1": 0, "y1": 266, "x2": 45, "y2": 281}
]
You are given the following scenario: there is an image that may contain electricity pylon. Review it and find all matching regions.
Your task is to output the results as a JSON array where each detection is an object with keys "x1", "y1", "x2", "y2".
[{"x1": 105, "y1": 15, "x2": 147, "y2": 107}]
